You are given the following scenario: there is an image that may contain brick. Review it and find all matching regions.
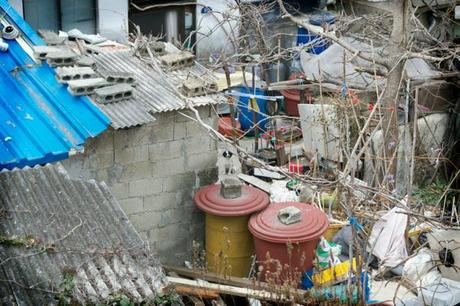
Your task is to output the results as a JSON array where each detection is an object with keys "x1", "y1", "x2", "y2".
[
  {"x1": 118, "y1": 161, "x2": 152, "y2": 182},
  {"x1": 110, "y1": 182, "x2": 129, "y2": 200},
  {"x1": 129, "y1": 177, "x2": 163, "y2": 197},
  {"x1": 148, "y1": 141, "x2": 183, "y2": 161},
  {"x1": 118, "y1": 197, "x2": 144, "y2": 215},
  {"x1": 162, "y1": 172, "x2": 196, "y2": 192},
  {"x1": 115, "y1": 145, "x2": 148, "y2": 165},
  {"x1": 129, "y1": 211, "x2": 163, "y2": 232},
  {"x1": 143, "y1": 192, "x2": 177, "y2": 212}
]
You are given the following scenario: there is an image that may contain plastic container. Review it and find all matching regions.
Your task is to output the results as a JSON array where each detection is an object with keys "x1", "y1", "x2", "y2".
[
  {"x1": 281, "y1": 74, "x2": 312, "y2": 117},
  {"x1": 248, "y1": 202, "x2": 329, "y2": 283},
  {"x1": 296, "y1": 11, "x2": 335, "y2": 55},
  {"x1": 218, "y1": 116, "x2": 242, "y2": 138},
  {"x1": 236, "y1": 87, "x2": 269, "y2": 133},
  {"x1": 194, "y1": 180, "x2": 269, "y2": 277}
]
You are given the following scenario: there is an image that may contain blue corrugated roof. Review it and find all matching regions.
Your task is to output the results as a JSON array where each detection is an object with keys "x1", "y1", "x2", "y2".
[{"x1": 0, "y1": 0, "x2": 110, "y2": 170}]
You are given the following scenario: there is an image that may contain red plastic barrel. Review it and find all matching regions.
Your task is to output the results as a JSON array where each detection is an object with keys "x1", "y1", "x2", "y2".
[
  {"x1": 281, "y1": 74, "x2": 312, "y2": 117},
  {"x1": 248, "y1": 202, "x2": 329, "y2": 284}
]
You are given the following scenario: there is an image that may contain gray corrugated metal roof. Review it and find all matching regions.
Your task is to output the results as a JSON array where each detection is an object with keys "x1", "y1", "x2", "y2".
[
  {"x1": 0, "y1": 164, "x2": 167, "y2": 305},
  {"x1": 90, "y1": 49, "x2": 224, "y2": 129}
]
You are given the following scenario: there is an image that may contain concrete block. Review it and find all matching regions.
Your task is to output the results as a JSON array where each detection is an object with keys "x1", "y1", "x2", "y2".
[
  {"x1": 150, "y1": 124, "x2": 174, "y2": 143},
  {"x1": 84, "y1": 44, "x2": 106, "y2": 55},
  {"x1": 114, "y1": 125, "x2": 154, "y2": 150},
  {"x1": 149, "y1": 222, "x2": 186, "y2": 242},
  {"x1": 144, "y1": 41, "x2": 166, "y2": 55},
  {"x1": 118, "y1": 197, "x2": 144, "y2": 215},
  {"x1": 86, "y1": 151, "x2": 114, "y2": 169},
  {"x1": 162, "y1": 172, "x2": 196, "y2": 192},
  {"x1": 182, "y1": 78, "x2": 217, "y2": 97},
  {"x1": 56, "y1": 66, "x2": 97, "y2": 83},
  {"x1": 46, "y1": 50, "x2": 78, "y2": 67},
  {"x1": 129, "y1": 211, "x2": 163, "y2": 232},
  {"x1": 148, "y1": 141, "x2": 183, "y2": 162},
  {"x1": 98, "y1": 69, "x2": 136, "y2": 84},
  {"x1": 128, "y1": 177, "x2": 163, "y2": 197},
  {"x1": 33, "y1": 45, "x2": 61, "y2": 60},
  {"x1": 94, "y1": 84, "x2": 134, "y2": 104},
  {"x1": 159, "y1": 51, "x2": 195, "y2": 70},
  {"x1": 38, "y1": 30, "x2": 67, "y2": 45},
  {"x1": 183, "y1": 137, "x2": 212, "y2": 155},
  {"x1": 115, "y1": 145, "x2": 148, "y2": 165},
  {"x1": 67, "y1": 78, "x2": 109, "y2": 96},
  {"x1": 110, "y1": 182, "x2": 129, "y2": 200},
  {"x1": 175, "y1": 106, "x2": 211, "y2": 123},
  {"x1": 118, "y1": 161, "x2": 152, "y2": 182},
  {"x1": 143, "y1": 192, "x2": 177, "y2": 212},
  {"x1": 153, "y1": 158, "x2": 185, "y2": 177},
  {"x1": 173, "y1": 122, "x2": 187, "y2": 140},
  {"x1": 76, "y1": 56, "x2": 96, "y2": 68},
  {"x1": 197, "y1": 167, "x2": 218, "y2": 187},
  {"x1": 220, "y1": 177, "x2": 242, "y2": 199},
  {"x1": 185, "y1": 121, "x2": 206, "y2": 138},
  {"x1": 185, "y1": 152, "x2": 217, "y2": 171},
  {"x1": 175, "y1": 189, "x2": 194, "y2": 208}
]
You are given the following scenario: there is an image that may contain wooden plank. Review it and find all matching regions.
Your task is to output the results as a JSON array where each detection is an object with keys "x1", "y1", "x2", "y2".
[
  {"x1": 173, "y1": 284, "x2": 220, "y2": 299},
  {"x1": 167, "y1": 276, "x2": 304, "y2": 303},
  {"x1": 237, "y1": 173, "x2": 271, "y2": 193}
]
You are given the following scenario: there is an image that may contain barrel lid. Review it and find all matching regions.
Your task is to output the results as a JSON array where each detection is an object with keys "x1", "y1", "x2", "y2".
[
  {"x1": 194, "y1": 184, "x2": 269, "y2": 217},
  {"x1": 248, "y1": 202, "x2": 329, "y2": 243},
  {"x1": 310, "y1": 12, "x2": 335, "y2": 26}
]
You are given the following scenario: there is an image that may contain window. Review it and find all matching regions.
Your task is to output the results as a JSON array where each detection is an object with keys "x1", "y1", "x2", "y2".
[
  {"x1": 23, "y1": 0, "x2": 96, "y2": 34},
  {"x1": 129, "y1": 0, "x2": 196, "y2": 51}
]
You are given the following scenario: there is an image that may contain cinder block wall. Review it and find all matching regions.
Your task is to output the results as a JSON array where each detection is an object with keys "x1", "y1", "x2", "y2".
[{"x1": 62, "y1": 106, "x2": 218, "y2": 263}]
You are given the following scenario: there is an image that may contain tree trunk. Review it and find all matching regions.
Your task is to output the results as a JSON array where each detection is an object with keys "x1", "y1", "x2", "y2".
[{"x1": 380, "y1": 0, "x2": 407, "y2": 190}]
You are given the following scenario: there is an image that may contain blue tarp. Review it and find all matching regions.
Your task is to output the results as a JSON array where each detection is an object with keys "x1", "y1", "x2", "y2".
[{"x1": 0, "y1": 0, "x2": 110, "y2": 170}]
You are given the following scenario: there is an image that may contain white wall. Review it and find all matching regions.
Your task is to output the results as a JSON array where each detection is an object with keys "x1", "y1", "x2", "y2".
[
  {"x1": 195, "y1": 0, "x2": 239, "y2": 61},
  {"x1": 7, "y1": 0, "x2": 23, "y2": 16},
  {"x1": 97, "y1": 0, "x2": 128, "y2": 43}
]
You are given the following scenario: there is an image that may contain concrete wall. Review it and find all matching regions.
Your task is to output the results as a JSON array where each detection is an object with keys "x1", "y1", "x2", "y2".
[{"x1": 62, "y1": 106, "x2": 218, "y2": 264}]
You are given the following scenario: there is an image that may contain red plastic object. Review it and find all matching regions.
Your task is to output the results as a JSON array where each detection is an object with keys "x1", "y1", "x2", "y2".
[
  {"x1": 281, "y1": 74, "x2": 312, "y2": 117},
  {"x1": 194, "y1": 184, "x2": 269, "y2": 217},
  {"x1": 289, "y1": 161, "x2": 304, "y2": 174},
  {"x1": 218, "y1": 116, "x2": 242, "y2": 138},
  {"x1": 248, "y1": 202, "x2": 329, "y2": 283}
]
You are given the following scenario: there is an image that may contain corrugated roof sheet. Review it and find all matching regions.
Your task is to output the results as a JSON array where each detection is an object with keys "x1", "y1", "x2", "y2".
[
  {"x1": 90, "y1": 49, "x2": 224, "y2": 129},
  {"x1": 0, "y1": 163, "x2": 167, "y2": 305},
  {"x1": 0, "y1": 0, "x2": 110, "y2": 169}
]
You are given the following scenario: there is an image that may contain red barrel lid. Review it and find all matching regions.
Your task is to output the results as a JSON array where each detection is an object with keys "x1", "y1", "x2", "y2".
[
  {"x1": 248, "y1": 202, "x2": 329, "y2": 243},
  {"x1": 194, "y1": 184, "x2": 269, "y2": 217}
]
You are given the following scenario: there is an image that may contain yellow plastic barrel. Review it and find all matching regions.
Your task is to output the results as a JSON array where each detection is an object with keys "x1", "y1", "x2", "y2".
[
  {"x1": 205, "y1": 214, "x2": 254, "y2": 277},
  {"x1": 194, "y1": 179, "x2": 269, "y2": 277}
]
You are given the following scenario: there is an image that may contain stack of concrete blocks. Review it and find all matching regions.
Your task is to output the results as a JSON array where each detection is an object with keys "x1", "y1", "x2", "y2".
[
  {"x1": 55, "y1": 66, "x2": 97, "y2": 83},
  {"x1": 94, "y1": 84, "x2": 134, "y2": 104},
  {"x1": 61, "y1": 106, "x2": 218, "y2": 264},
  {"x1": 46, "y1": 50, "x2": 78, "y2": 67},
  {"x1": 99, "y1": 70, "x2": 137, "y2": 85},
  {"x1": 159, "y1": 51, "x2": 195, "y2": 70},
  {"x1": 182, "y1": 78, "x2": 218, "y2": 97},
  {"x1": 33, "y1": 46, "x2": 61, "y2": 60},
  {"x1": 67, "y1": 78, "x2": 109, "y2": 95}
]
